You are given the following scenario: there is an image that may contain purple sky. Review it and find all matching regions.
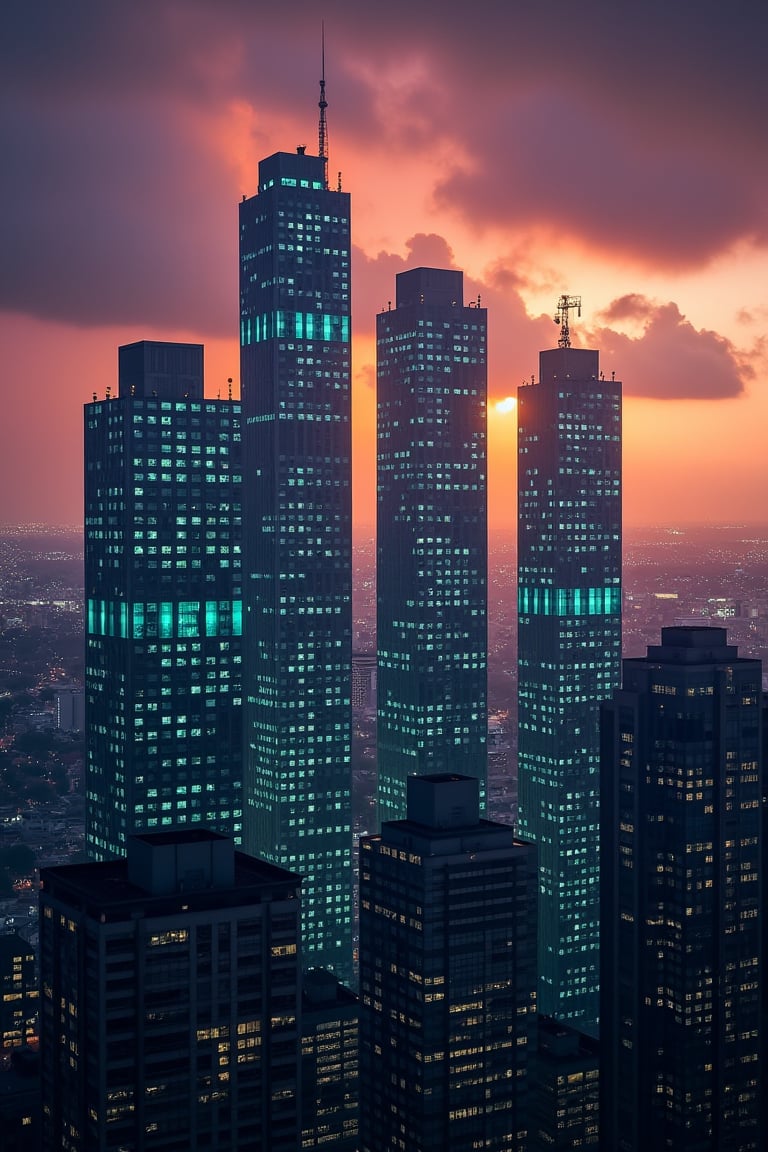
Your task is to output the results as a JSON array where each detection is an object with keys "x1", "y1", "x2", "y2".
[{"x1": 1, "y1": 0, "x2": 767, "y2": 527}]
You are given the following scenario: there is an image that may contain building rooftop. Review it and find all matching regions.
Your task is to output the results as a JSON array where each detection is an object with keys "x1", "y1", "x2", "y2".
[
  {"x1": 636, "y1": 625, "x2": 756, "y2": 666},
  {"x1": 40, "y1": 832, "x2": 301, "y2": 921}
]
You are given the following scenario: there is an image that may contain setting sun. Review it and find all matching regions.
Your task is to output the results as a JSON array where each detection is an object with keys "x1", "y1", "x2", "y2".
[{"x1": 495, "y1": 397, "x2": 517, "y2": 414}]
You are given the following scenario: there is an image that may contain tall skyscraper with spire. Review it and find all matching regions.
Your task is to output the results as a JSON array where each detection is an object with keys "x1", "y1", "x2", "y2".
[
  {"x1": 239, "y1": 72, "x2": 353, "y2": 980},
  {"x1": 517, "y1": 300, "x2": 621, "y2": 1028},
  {"x1": 376, "y1": 268, "x2": 488, "y2": 824}
]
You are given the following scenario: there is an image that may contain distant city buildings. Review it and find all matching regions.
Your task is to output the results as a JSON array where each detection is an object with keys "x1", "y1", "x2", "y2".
[
  {"x1": 0, "y1": 1049, "x2": 41, "y2": 1152},
  {"x1": 600, "y1": 627, "x2": 763, "y2": 1150},
  {"x1": 359, "y1": 774, "x2": 536, "y2": 1151},
  {"x1": 39, "y1": 829, "x2": 302, "y2": 1151},
  {"x1": 376, "y1": 268, "x2": 488, "y2": 823},
  {"x1": 53, "y1": 686, "x2": 84, "y2": 733},
  {"x1": 351, "y1": 652, "x2": 376, "y2": 715},
  {"x1": 84, "y1": 340, "x2": 242, "y2": 858},
  {"x1": 517, "y1": 333, "x2": 621, "y2": 1027},
  {"x1": 239, "y1": 145, "x2": 353, "y2": 982}
]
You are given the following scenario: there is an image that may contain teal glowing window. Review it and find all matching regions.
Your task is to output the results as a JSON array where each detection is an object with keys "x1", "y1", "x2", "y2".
[
  {"x1": 160, "y1": 603, "x2": 174, "y2": 638},
  {"x1": 87, "y1": 598, "x2": 242, "y2": 639},
  {"x1": 518, "y1": 585, "x2": 621, "y2": 617},
  {"x1": 241, "y1": 310, "x2": 349, "y2": 346},
  {"x1": 133, "y1": 603, "x2": 145, "y2": 638},
  {"x1": 178, "y1": 601, "x2": 200, "y2": 638}
]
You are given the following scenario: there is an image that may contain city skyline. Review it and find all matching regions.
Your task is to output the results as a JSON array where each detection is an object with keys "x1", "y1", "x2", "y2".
[{"x1": 2, "y1": 3, "x2": 768, "y2": 531}]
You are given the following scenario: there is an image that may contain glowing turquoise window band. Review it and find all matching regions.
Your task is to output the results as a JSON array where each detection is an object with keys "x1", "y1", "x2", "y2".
[
  {"x1": 241, "y1": 310, "x2": 349, "y2": 345},
  {"x1": 518, "y1": 585, "x2": 620, "y2": 616},
  {"x1": 87, "y1": 599, "x2": 242, "y2": 639}
]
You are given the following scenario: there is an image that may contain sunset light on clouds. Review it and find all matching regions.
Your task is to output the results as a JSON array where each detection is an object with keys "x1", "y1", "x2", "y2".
[{"x1": 1, "y1": 0, "x2": 767, "y2": 531}]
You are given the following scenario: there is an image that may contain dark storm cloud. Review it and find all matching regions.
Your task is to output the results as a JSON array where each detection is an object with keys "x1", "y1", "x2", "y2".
[
  {"x1": 1, "y1": 0, "x2": 767, "y2": 331},
  {"x1": 353, "y1": 238, "x2": 750, "y2": 402},
  {"x1": 593, "y1": 299, "x2": 750, "y2": 400},
  {"x1": 0, "y1": 94, "x2": 238, "y2": 333},
  {"x1": 352, "y1": 233, "x2": 458, "y2": 337},
  {"x1": 353, "y1": 236, "x2": 560, "y2": 396},
  {"x1": 434, "y1": 89, "x2": 763, "y2": 268},
  {"x1": 600, "y1": 295, "x2": 656, "y2": 324}
]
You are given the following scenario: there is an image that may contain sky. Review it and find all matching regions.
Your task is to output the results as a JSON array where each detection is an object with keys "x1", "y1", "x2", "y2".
[{"x1": 1, "y1": 0, "x2": 767, "y2": 533}]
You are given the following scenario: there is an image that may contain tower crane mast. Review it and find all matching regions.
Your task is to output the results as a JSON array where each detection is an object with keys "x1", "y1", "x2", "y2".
[{"x1": 554, "y1": 294, "x2": 582, "y2": 349}]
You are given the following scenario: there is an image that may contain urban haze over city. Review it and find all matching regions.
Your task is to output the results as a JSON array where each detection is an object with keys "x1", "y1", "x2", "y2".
[{"x1": 1, "y1": 2, "x2": 767, "y2": 1150}]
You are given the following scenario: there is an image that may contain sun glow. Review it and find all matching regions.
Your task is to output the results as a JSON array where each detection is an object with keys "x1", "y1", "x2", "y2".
[{"x1": 495, "y1": 397, "x2": 517, "y2": 414}]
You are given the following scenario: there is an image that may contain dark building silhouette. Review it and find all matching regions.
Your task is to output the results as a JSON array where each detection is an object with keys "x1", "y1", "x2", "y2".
[
  {"x1": 530, "y1": 1017, "x2": 599, "y2": 1150},
  {"x1": 517, "y1": 341, "x2": 621, "y2": 1027},
  {"x1": 301, "y1": 968, "x2": 359, "y2": 1150},
  {"x1": 239, "y1": 146, "x2": 353, "y2": 982},
  {"x1": 376, "y1": 269, "x2": 487, "y2": 823},
  {"x1": 359, "y1": 774, "x2": 536, "y2": 1151},
  {"x1": 39, "y1": 829, "x2": 302, "y2": 1151},
  {"x1": 0, "y1": 1048, "x2": 41, "y2": 1152},
  {"x1": 84, "y1": 341, "x2": 242, "y2": 858},
  {"x1": 600, "y1": 627, "x2": 763, "y2": 1151}
]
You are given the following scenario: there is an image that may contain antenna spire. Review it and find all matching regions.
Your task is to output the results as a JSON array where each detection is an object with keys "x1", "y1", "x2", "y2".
[{"x1": 318, "y1": 23, "x2": 329, "y2": 190}]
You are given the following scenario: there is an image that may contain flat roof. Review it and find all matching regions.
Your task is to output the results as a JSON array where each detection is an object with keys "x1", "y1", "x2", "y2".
[{"x1": 40, "y1": 851, "x2": 302, "y2": 922}]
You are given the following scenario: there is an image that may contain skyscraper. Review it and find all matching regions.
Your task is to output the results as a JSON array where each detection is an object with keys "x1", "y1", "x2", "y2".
[
  {"x1": 39, "y1": 829, "x2": 302, "y2": 1151},
  {"x1": 84, "y1": 341, "x2": 242, "y2": 859},
  {"x1": 517, "y1": 316, "x2": 621, "y2": 1028},
  {"x1": 0, "y1": 934, "x2": 38, "y2": 1051},
  {"x1": 600, "y1": 626, "x2": 763, "y2": 1151},
  {"x1": 301, "y1": 968, "x2": 359, "y2": 1151},
  {"x1": 239, "y1": 143, "x2": 353, "y2": 980},
  {"x1": 530, "y1": 1017, "x2": 599, "y2": 1150},
  {"x1": 359, "y1": 774, "x2": 537, "y2": 1152},
  {"x1": 376, "y1": 268, "x2": 487, "y2": 823}
]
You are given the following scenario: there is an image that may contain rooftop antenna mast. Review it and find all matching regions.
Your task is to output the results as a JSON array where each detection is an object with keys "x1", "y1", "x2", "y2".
[
  {"x1": 553, "y1": 293, "x2": 582, "y2": 349},
  {"x1": 318, "y1": 23, "x2": 329, "y2": 190}
]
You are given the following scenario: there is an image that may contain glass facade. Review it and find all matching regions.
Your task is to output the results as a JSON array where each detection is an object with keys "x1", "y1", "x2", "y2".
[
  {"x1": 239, "y1": 150, "x2": 353, "y2": 982},
  {"x1": 376, "y1": 268, "x2": 487, "y2": 823},
  {"x1": 517, "y1": 347, "x2": 621, "y2": 1027},
  {"x1": 600, "y1": 628, "x2": 763, "y2": 1150},
  {"x1": 84, "y1": 342, "x2": 242, "y2": 859}
]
